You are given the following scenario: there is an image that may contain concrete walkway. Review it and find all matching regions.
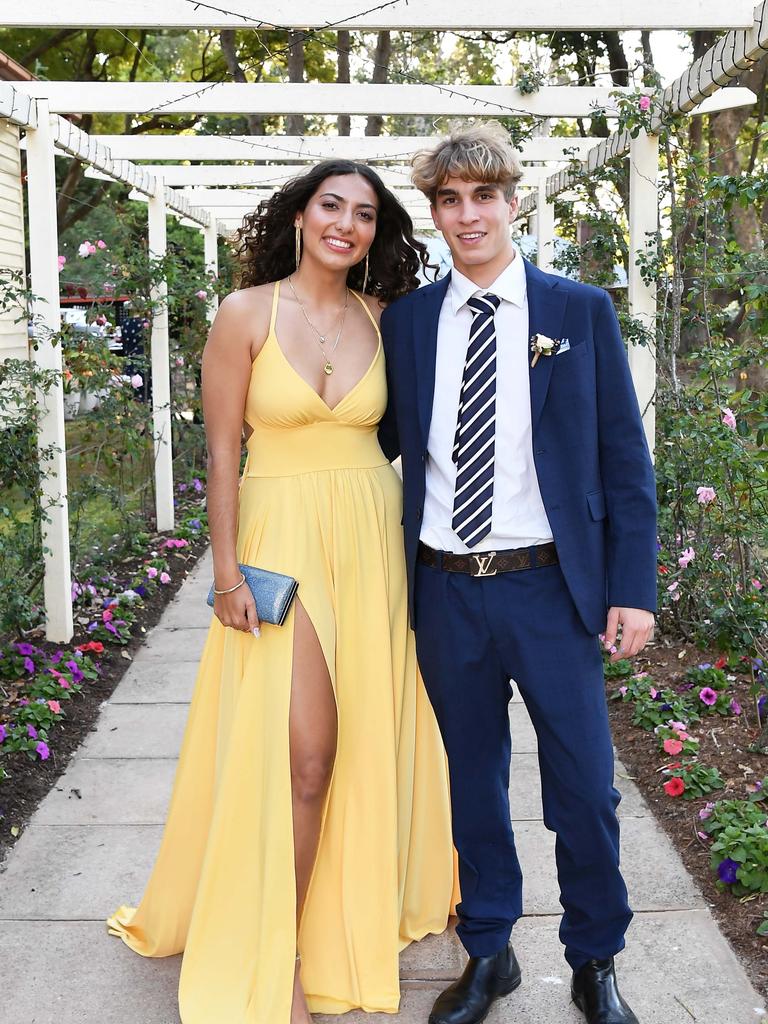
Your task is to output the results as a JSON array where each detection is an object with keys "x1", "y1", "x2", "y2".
[{"x1": 0, "y1": 549, "x2": 765, "y2": 1023}]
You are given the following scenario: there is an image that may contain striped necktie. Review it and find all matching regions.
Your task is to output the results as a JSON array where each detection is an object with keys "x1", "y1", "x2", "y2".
[{"x1": 451, "y1": 292, "x2": 501, "y2": 549}]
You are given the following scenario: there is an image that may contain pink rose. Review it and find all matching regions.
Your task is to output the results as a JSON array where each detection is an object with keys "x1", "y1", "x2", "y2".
[
  {"x1": 130, "y1": 374, "x2": 143, "y2": 389},
  {"x1": 57, "y1": 255, "x2": 67, "y2": 271},
  {"x1": 196, "y1": 289, "x2": 207, "y2": 299},
  {"x1": 639, "y1": 95, "x2": 651, "y2": 111},
  {"x1": 159, "y1": 571, "x2": 171, "y2": 584},
  {"x1": 678, "y1": 546, "x2": 695, "y2": 568},
  {"x1": 752, "y1": 579, "x2": 763, "y2": 591},
  {"x1": 721, "y1": 407, "x2": 736, "y2": 430},
  {"x1": 696, "y1": 486, "x2": 716, "y2": 505},
  {"x1": 96, "y1": 239, "x2": 107, "y2": 250}
]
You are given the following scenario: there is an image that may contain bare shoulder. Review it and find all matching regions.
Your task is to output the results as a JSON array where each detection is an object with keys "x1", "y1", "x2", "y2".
[
  {"x1": 211, "y1": 283, "x2": 275, "y2": 359},
  {"x1": 358, "y1": 291, "x2": 386, "y2": 324}
]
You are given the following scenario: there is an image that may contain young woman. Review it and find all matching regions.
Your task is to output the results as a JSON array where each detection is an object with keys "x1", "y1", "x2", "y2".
[{"x1": 108, "y1": 161, "x2": 456, "y2": 1024}]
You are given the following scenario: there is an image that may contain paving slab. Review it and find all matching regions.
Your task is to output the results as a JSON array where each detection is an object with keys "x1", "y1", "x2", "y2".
[
  {"x1": 138, "y1": 627, "x2": 208, "y2": 662},
  {"x1": 158, "y1": 597, "x2": 215, "y2": 629},
  {"x1": 0, "y1": 921, "x2": 181, "y2": 1024},
  {"x1": 79, "y1": 703, "x2": 187, "y2": 759},
  {"x1": 110, "y1": 660, "x2": 197, "y2": 704},
  {"x1": 0, "y1": 824, "x2": 161, "y2": 920},
  {"x1": 35, "y1": 758, "x2": 176, "y2": 825},
  {"x1": 508, "y1": 701, "x2": 537, "y2": 752}
]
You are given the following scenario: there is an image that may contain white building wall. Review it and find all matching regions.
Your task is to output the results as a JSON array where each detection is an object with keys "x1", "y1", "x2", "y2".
[{"x1": 0, "y1": 119, "x2": 28, "y2": 362}]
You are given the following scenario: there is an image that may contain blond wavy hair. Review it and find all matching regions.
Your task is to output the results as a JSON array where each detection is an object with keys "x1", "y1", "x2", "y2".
[{"x1": 411, "y1": 121, "x2": 523, "y2": 204}]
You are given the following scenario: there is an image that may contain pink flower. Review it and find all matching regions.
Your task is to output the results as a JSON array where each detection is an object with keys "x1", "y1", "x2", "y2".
[
  {"x1": 696, "y1": 486, "x2": 716, "y2": 505},
  {"x1": 699, "y1": 802, "x2": 716, "y2": 820},
  {"x1": 47, "y1": 700, "x2": 61, "y2": 714},
  {"x1": 721, "y1": 407, "x2": 736, "y2": 430},
  {"x1": 78, "y1": 241, "x2": 92, "y2": 258},
  {"x1": 96, "y1": 239, "x2": 107, "y2": 250},
  {"x1": 87, "y1": 242, "x2": 96, "y2": 254},
  {"x1": 699, "y1": 687, "x2": 718, "y2": 706},
  {"x1": 752, "y1": 578, "x2": 763, "y2": 591},
  {"x1": 195, "y1": 289, "x2": 207, "y2": 299},
  {"x1": 159, "y1": 572, "x2": 171, "y2": 584},
  {"x1": 668, "y1": 721, "x2": 687, "y2": 732},
  {"x1": 678, "y1": 546, "x2": 695, "y2": 568},
  {"x1": 649, "y1": 687, "x2": 659, "y2": 699},
  {"x1": 639, "y1": 95, "x2": 651, "y2": 111},
  {"x1": 36, "y1": 741, "x2": 50, "y2": 760},
  {"x1": 146, "y1": 566, "x2": 158, "y2": 579},
  {"x1": 102, "y1": 608, "x2": 113, "y2": 622},
  {"x1": 130, "y1": 373, "x2": 143, "y2": 389},
  {"x1": 697, "y1": 831, "x2": 709, "y2": 841},
  {"x1": 59, "y1": 679, "x2": 70, "y2": 690},
  {"x1": 618, "y1": 685, "x2": 628, "y2": 696},
  {"x1": 57, "y1": 255, "x2": 67, "y2": 271},
  {"x1": 663, "y1": 738, "x2": 683, "y2": 755},
  {"x1": 729, "y1": 699, "x2": 742, "y2": 715}
]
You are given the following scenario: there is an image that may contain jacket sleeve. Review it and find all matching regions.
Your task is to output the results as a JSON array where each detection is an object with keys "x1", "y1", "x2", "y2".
[
  {"x1": 377, "y1": 304, "x2": 401, "y2": 462},
  {"x1": 594, "y1": 291, "x2": 658, "y2": 612}
]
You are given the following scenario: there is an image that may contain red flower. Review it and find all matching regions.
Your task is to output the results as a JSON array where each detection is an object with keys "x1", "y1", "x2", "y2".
[
  {"x1": 658, "y1": 565, "x2": 669, "y2": 575},
  {"x1": 76, "y1": 641, "x2": 104, "y2": 654},
  {"x1": 663, "y1": 777, "x2": 685, "y2": 797},
  {"x1": 714, "y1": 656, "x2": 727, "y2": 669}
]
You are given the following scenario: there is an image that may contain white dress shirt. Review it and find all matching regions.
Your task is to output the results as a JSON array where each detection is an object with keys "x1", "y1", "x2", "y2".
[{"x1": 419, "y1": 250, "x2": 554, "y2": 554}]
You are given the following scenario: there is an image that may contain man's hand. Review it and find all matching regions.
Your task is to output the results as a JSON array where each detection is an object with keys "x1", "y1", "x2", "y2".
[{"x1": 603, "y1": 607, "x2": 655, "y2": 662}]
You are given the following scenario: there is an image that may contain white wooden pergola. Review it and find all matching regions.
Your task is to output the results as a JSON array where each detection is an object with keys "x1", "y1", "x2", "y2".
[{"x1": 1, "y1": 0, "x2": 765, "y2": 641}]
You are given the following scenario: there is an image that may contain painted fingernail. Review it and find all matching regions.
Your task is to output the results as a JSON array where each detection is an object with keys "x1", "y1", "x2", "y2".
[{"x1": 252, "y1": 627, "x2": 261, "y2": 638}]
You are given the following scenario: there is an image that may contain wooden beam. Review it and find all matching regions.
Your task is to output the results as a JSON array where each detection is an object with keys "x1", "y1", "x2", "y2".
[
  {"x1": 85, "y1": 163, "x2": 546, "y2": 188},
  {"x1": 1, "y1": 0, "x2": 755, "y2": 30},
  {"x1": 17, "y1": 82, "x2": 642, "y2": 118},
  {"x1": 81, "y1": 134, "x2": 606, "y2": 162}
]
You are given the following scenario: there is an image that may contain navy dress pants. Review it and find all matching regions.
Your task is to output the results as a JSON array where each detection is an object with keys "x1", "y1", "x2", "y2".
[{"x1": 414, "y1": 558, "x2": 632, "y2": 970}]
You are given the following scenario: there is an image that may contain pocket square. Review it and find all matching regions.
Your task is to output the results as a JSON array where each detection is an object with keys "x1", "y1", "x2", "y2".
[{"x1": 556, "y1": 338, "x2": 571, "y2": 354}]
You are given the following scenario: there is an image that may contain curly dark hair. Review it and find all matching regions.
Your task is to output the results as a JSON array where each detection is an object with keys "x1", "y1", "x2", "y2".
[{"x1": 233, "y1": 160, "x2": 436, "y2": 302}]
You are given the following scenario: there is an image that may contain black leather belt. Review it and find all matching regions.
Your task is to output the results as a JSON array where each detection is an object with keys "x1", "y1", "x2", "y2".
[{"x1": 418, "y1": 541, "x2": 558, "y2": 577}]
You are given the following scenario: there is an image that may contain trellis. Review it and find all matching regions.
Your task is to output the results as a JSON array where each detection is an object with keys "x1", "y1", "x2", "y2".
[{"x1": 0, "y1": 1, "x2": 764, "y2": 641}]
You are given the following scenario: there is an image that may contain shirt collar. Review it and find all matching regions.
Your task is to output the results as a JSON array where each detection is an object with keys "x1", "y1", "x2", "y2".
[{"x1": 448, "y1": 248, "x2": 526, "y2": 315}]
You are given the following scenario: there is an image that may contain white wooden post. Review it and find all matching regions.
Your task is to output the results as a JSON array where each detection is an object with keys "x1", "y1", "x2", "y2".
[
  {"x1": 203, "y1": 220, "x2": 219, "y2": 323},
  {"x1": 535, "y1": 181, "x2": 555, "y2": 272},
  {"x1": 628, "y1": 131, "x2": 659, "y2": 457},
  {"x1": 148, "y1": 182, "x2": 174, "y2": 531},
  {"x1": 26, "y1": 99, "x2": 73, "y2": 641}
]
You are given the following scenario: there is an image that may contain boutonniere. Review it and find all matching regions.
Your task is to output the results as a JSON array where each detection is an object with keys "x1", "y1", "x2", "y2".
[{"x1": 530, "y1": 333, "x2": 562, "y2": 367}]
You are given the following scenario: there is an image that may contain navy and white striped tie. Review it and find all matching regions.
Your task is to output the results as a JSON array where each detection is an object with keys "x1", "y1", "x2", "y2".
[{"x1": 451, "y1": 293, "x2": 501, "y2": 549}]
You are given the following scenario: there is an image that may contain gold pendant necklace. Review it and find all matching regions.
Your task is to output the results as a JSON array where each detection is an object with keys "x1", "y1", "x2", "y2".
[{"x1": 287, "y1": 275, "x2": 348, "y2": 375}]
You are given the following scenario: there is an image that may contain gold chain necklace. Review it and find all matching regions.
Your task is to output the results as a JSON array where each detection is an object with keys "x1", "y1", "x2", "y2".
[{"x1": 287, "y1": 275, "x2": 349, "y2": 374}]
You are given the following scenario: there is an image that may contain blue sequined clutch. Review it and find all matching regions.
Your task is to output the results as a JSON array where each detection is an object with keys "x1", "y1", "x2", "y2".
[{"x1": 206, "y1": 564, "x2": 299, "y2": 626}]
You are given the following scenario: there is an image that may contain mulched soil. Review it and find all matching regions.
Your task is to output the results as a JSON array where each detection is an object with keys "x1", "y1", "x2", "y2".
[
  {"x1": 607, "y1": 637, "x2": 768, "y2": 1001},
  {"x1": 0, "y1": 534, "x2": 209, "y2": 863}
]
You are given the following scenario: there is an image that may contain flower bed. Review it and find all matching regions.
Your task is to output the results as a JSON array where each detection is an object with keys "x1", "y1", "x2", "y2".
[
  {"x1": 606, "y1": 640, "x2": 768, "y2": 998},
  {"x1": 0, "y1": 478, "x2": 209, "y2": 857}
]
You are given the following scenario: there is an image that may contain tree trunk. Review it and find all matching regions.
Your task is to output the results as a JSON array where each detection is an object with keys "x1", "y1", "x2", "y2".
[
  {"x1": 220, "y1": 29, "x2": 264, "y2": 134},
  {"x1": 337, "y1": 31, "x2": 351, "y2": 136},
  {"x1": 365, "y1": 32, "x2": 391, "y2": 137},
  {"x1": 286, "y1": 32, "x2": 305, "y2": 136}
]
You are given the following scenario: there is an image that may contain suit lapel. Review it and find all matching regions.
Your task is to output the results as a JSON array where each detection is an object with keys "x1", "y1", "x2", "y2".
[
  {"x1": 525, "y1": 260, "x2": 569, "y2": 429},
  {"x1": 414, "y1": 273, "x2": 451, "y2": 443}
]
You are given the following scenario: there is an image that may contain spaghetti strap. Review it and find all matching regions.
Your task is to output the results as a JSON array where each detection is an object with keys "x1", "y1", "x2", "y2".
[
  {"x1": 351, "y1": 290, "x2": 381, "y2": 338},
  {"x1": 269, "y1": 280, "x2": 281, "y2": 335}
]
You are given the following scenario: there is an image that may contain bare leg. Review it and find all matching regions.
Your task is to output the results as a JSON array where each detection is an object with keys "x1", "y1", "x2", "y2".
[{"x1": 289, "y1": 598, "x2": 337, "y2": 1024}]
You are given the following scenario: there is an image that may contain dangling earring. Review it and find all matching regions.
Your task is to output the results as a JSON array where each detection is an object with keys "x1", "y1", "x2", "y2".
[
  {"x1": 362, "y1": 252, "x2": 369, "y2": 295},
  {"x1": 295, "y1": 224, "x2": 302, "y2": 271}
]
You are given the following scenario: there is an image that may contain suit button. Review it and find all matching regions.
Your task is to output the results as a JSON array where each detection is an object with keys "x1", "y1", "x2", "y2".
[
  {"x1": 421, "y1": 453, "x2": 426, "y2": 463},
  {"x1": 416, "y1": 507, "x2": 423, "y2": 519}
]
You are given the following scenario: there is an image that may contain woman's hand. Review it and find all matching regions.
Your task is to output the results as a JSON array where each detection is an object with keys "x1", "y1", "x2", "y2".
[{"x1": 214, "y1": 577, "x2": 261, "y2": 637}]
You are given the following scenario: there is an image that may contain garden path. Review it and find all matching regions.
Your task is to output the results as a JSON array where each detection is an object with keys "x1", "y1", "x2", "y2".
[{"x1": 0, "y1": 549, "x2": 764, "y2": 1023}]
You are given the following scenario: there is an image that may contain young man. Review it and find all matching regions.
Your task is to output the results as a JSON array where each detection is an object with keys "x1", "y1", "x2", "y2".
[{"x1": 378, "y1": 123, "x2": 656, "y2": 1024}]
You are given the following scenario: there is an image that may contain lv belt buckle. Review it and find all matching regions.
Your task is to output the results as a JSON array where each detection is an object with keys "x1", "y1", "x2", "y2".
[{"x1": 472, "y1": 551, "x2": 498, "y2": 577}]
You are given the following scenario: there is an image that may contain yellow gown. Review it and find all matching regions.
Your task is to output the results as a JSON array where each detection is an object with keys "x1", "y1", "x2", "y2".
[{"x1": 108, "y1": 281, "x2": 456, "y2": 1023}]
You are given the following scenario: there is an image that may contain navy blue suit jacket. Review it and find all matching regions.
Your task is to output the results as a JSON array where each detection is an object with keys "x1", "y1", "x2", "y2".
[{"x1": 378, "y1": 259, "x2": 658, "y2": 636}]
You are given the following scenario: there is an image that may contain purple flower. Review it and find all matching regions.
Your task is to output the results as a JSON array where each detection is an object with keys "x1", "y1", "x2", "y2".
[
  {"x1": 177, "y1": 483, "x2": 188, "y2": 492},
  {"x1": 698, "y1": 663, "x2": 712, "y2": 670},
  {"x1": 18, "y1": 698, "x2": 29, "y2": 707},
  {"x1": 27, "y1": 725, "x2": 38, "y2": 739},
  {"x1": 699, "y1": 802, "x2": 716, "y2": 820},
  {"x1": 105, "y1": 621, "x2": 118, "y2": 635},
  {"x1": 16, "y1": 642, "x2": 34, "y2": 656},
  {"x1": 70, "y1": 665, "x2": 84, "y2": 683},
  {"x1": 717, "y1": 858, "x2": 740, "y2": 884},
  {"x1": 729, "y1": 699, "x2": 742, "y2": 715},
  {"x1": 23, "y1": 657, "x2": 35, "y2": 673},
  {"x1": 51, "y1": 650, "x2": 64, "y2": 664},
  {"x1": 757, "y1": 695, "x2": 767, "y2": 724},
  {"x1": 86, "y1": 622, "x2": 99, "y2": 633},
  {"x1": 35, "y1": 741, "x2": 50, "y2": 760},
  {"x1": 35, "y1": 698, "x2": 45, "y2": 705},
  {"x1": 192, "y1": 478, "x2": 204, "y2": 492},
  {"x1": 189, "y1": 518, "x2": 202, "y2": 530},
  {"x1": 134, "y1": 584, "x2": 148, "y2": 598},
  {"x1": 699, "y1": 687, "x2": 718, "y2": 706},
  {"x1": 0, "y1": 724, "x2": 6, "y2": 743}
]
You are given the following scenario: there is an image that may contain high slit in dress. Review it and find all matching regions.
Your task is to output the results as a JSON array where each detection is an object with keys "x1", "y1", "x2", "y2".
[{"x1": 107, "y1": 281, "x2": 457, "y2": 1023}]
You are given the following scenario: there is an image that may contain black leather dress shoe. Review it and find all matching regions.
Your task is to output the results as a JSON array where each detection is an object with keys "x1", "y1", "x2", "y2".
[
  {"x1": 428, "y1": 944, "x2": 521, "y2": 1024},
  {"x1": 571, "y1": 958, "x2": 638, "y2": 1024}
]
